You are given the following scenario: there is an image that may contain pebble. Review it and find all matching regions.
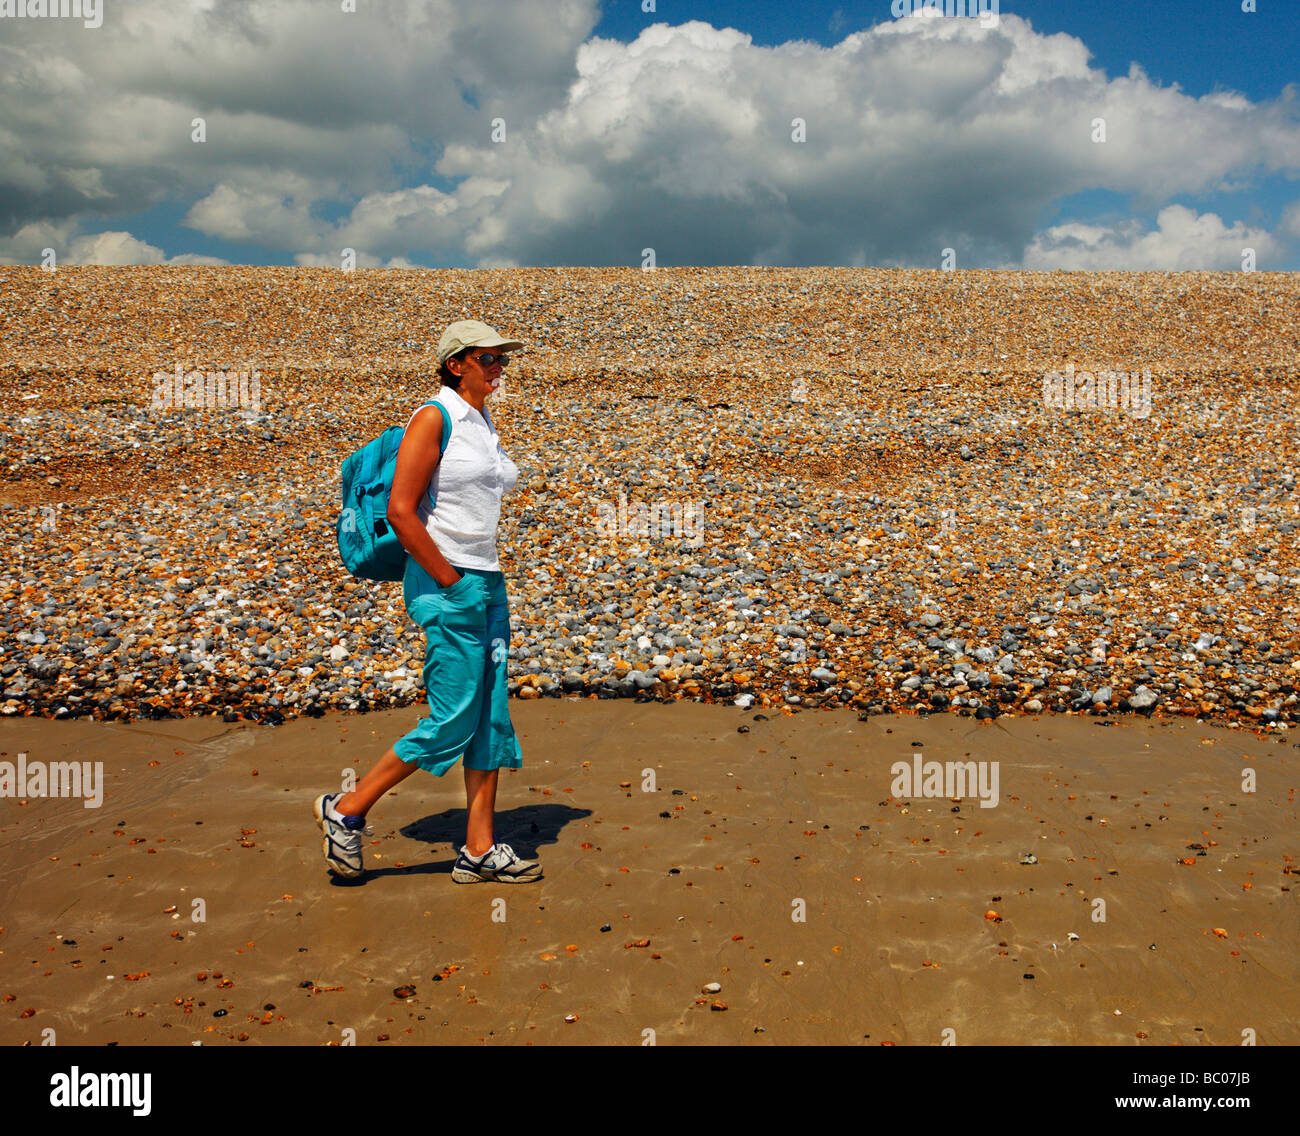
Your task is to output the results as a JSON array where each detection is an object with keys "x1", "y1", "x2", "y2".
[{"x1": 0, "y1": 266, "x2": 1296, "y2": 726}]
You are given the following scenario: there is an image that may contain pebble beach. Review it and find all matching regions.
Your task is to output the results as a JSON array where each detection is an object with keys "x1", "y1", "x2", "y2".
[{"x1": 1, "y1": 265, "x2": 1298, "y2": 729}]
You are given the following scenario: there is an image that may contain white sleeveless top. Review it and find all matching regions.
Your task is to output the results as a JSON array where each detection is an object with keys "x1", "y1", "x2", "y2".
[{"x1": 404, "y1": 385, "x2": 518, "y2": 571}]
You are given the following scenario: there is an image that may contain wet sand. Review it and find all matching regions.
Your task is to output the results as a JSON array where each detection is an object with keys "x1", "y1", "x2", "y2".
[{"x1": 2, "y1": 701, "x2": 1296, "y2": 1045}]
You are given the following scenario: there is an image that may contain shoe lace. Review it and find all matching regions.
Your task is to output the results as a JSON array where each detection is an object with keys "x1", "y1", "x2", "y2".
[{"x1": 337, "y1": 826, "x2": 362, "y2": 851}]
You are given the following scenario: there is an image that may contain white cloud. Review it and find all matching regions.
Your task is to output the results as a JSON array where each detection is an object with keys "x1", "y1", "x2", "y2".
[
  {"x1": 1, "y1": 7, "x2": 1297, "y2": 268},
  {"x1": 0, "y1": 0, "x2": 599, "y2": 247},
  {"x1": 0, "y1": 223, "x2": 228, "y2": 265},
  {"x1": 66, "y1": 230, "x2": 228, "y2": 266},
  {"x1": 0, "y1": 220, "x2": 76, "y2": 265},
  {"x1": 185, "y1": 177, "x2": 326, "y2": 248},
  {"x1": 293, "y1": 250, "x2": 422, "y2": 269},
  {"x1": 67, "y1": 231, "x2": 171, "y2": 266},
  {"x1": 1021, "y1": 204, "x2": 1282, "y2": 270},
  {"x1": 412, "y1": 16, "x2": 1300, "y2": 267}
]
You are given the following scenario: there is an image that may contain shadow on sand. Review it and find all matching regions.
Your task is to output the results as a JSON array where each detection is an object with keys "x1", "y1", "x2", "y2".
[{"x1": 327, "y1": 802, "x2": 591, "y2": 885}]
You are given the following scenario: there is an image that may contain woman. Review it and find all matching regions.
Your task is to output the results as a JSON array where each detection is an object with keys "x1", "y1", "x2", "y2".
[{"x1": 313, "y1": 319, "x2": 539, "y2": 884}]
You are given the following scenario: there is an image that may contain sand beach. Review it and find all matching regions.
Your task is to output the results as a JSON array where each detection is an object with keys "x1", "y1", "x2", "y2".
[
  {"x1": 1, "y1": 265, "x2": 1297, "y2": 1045},
  {"x1": 2, "y1": 700, "x2": 1297, "y2": 1046}
]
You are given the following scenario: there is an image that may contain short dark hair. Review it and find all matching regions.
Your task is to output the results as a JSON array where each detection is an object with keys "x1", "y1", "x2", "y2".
[{"x1": 439, "y1": 346, "x2": 472, "y2": 389}]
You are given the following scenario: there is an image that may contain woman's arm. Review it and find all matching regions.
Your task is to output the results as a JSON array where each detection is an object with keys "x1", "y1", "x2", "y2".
[{"x1": 387, "y1": 405, "x2": 461, "y2": 587}]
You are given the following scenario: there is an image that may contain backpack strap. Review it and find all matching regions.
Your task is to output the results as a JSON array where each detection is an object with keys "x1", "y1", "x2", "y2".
[
  {"x1": 411, "y1": 398, "x2": 452, "y2": 452},
  {"x1": 407, "y1": 398, "x2": 451, "y2": 511}
]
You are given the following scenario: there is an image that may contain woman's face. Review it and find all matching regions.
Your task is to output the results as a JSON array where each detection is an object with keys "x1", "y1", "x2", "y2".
[{"x1": 451, "y1": 348, "x2": 504, "y2": 400}]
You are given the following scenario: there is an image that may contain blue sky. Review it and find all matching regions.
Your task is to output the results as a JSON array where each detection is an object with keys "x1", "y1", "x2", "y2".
[{"x1": 0, "y1": 0, "x2": 1296, "y2": 269}]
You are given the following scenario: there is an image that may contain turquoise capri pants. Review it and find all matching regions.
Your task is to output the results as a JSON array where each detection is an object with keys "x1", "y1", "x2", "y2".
[{"x1": 392, "y1": 558, "x2": 523, "y2": 776}]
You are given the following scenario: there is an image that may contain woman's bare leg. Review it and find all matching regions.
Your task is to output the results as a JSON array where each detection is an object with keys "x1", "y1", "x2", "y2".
[
  {"x1": 335, "y1": 747, "x2": 420, "y2": 817},
  {"x1": 463, "y1": 767, "x2": 499, "y2": 857},
  {"x1": 334, "y1": 751, "x2": 499, "y2": 857}
]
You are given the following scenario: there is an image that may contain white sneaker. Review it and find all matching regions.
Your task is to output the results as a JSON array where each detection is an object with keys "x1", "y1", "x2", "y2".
[
  {"x1": 451, "y1": 842, "x2": 542, "y2": 884},
  {"x1": 313, "y1": 793, "x2": 365, "y2": 878}
]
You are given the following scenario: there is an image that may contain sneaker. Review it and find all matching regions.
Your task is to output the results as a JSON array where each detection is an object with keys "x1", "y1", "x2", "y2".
[
  {"x1": 451, "y1": 842, "x2": 542, "y2": 884},
  {"x1": 313, "y1": 793, "x2": 365, "y2": 878}
]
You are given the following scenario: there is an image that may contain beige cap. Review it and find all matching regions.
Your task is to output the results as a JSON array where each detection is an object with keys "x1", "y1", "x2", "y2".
[{"x1": 436, "y1": 319, "x2": 524, "y2": 365}]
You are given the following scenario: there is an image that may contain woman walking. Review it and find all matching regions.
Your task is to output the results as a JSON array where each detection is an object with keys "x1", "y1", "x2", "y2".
[{"x1": 313, "y1": 320, "x2": 540, "y2": 884}]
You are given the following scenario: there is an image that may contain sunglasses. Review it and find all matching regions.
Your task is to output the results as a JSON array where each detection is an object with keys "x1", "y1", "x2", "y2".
[{"x1": 468, "y1": 351, "x2": 511, "y2": 367}]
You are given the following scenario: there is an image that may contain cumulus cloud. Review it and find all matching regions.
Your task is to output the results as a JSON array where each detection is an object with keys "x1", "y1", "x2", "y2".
[
  {"x1": 1020, "y1": 204, "x2": 1283, "y2": 271},
  {"x1": 1, "y1": 6, "x2": 1297, "y2": 268},
  {"x1": 66, "y1": 230, "x2": 229, "y2": 266},
  {"x1": 0, "y1": 0, "x2": 599, "y2": 252},
  {"x1": 184, "y1": 175, "x2": 327, "y2": 249},
  {"x1": 408, "y1": 17, "x2": 1300, "y2": 268},
  {"x1": 293, "y1": 249, "x2": 424, "y2": 269},
  {"x1": 0, "y1": 222, "x2": 227, "y2": 266}
]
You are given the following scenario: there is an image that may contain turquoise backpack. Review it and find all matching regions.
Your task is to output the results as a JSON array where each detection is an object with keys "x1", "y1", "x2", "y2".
[{"x1": 337, "y1": 398, "x2": 452, "y2": 581}]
